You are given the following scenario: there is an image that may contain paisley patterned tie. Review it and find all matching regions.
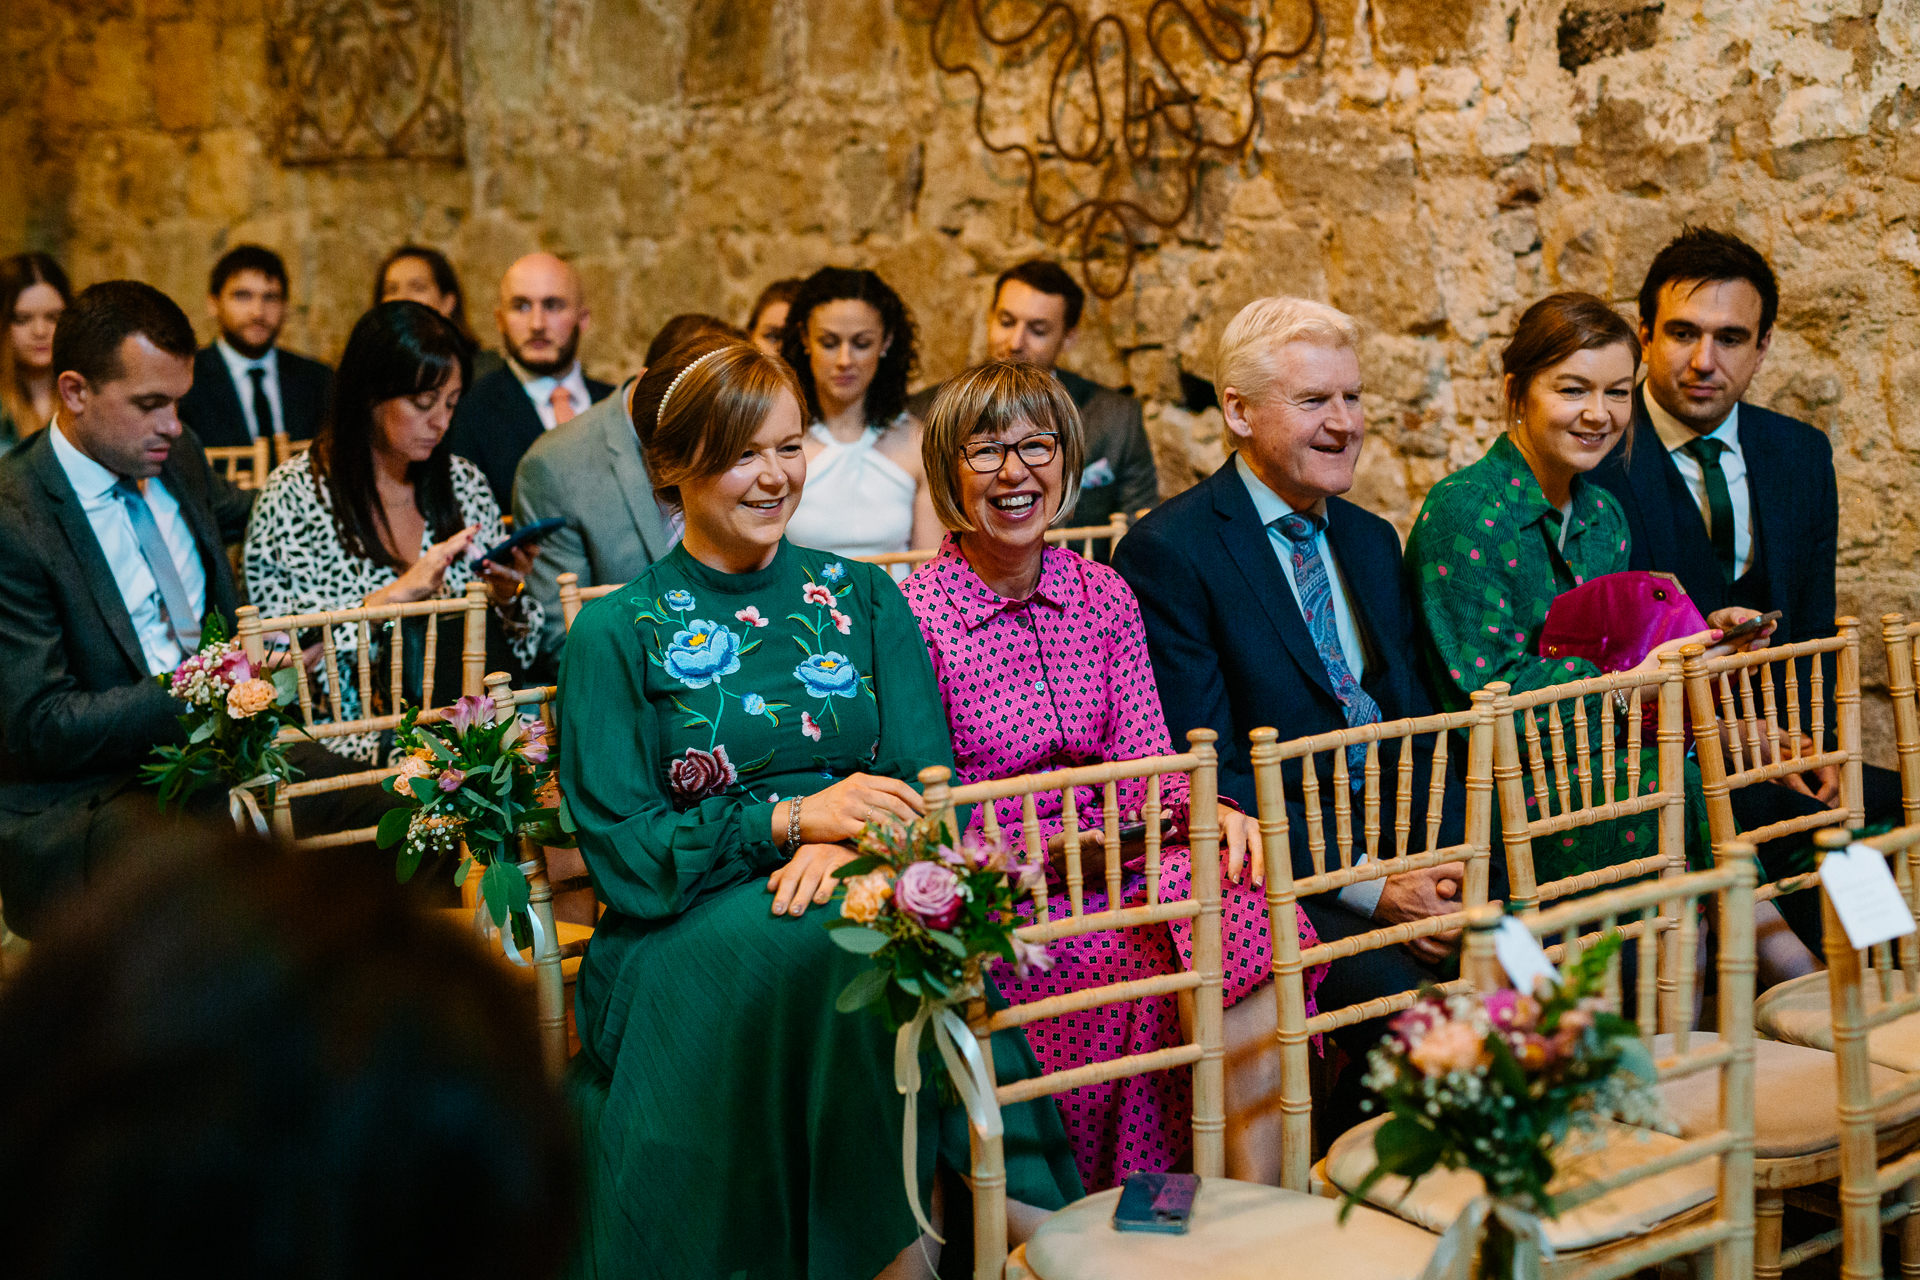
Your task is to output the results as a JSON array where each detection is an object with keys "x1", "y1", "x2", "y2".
[{"x1": 1275, "y1": 512, "x2": 1379, "y2": 782}]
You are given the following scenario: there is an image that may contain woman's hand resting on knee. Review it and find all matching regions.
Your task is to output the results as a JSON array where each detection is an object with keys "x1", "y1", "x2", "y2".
[
  {"x1": 773, "y1": 774, "x2": 927, "y2": 848},
  {"x1": 767, "y1": 844, "x2": 859, "y2": 917}
]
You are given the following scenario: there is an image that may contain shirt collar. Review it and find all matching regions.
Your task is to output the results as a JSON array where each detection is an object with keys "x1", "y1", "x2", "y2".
[
  {"x1": 215, "y1": 337, "x2": 276, "y2": 375},
  {"x1": 1483, "y1": 433, "x2": 1573, "y2": 532},
  {"x1": 926, "y1": 533, "x2": 1081, "y2": 631},
  {"x1": 1234, "y1": 452, "x2": 1329, "y2": 528},
  {"x1": 1643, "y1": 385, "x2": 1742, "y2": 455},
  {"x1": 50, "y1": 417, "x2": 126, "y2": 500},
  {"x1": 509, "y1": 356, "x2": 584, "y2": 394}
]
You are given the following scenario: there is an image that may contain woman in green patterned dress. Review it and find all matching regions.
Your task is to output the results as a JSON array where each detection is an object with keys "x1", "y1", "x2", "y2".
[
  {"x1": 559, "y1": 336, "x2": 1079, "y2": 1279},
  {"x1": 1404, "y1": 294, "x2": 1738, "y2": 888}
]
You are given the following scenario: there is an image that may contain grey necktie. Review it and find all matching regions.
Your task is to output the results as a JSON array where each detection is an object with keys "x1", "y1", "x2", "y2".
[{"x1": 111, "y1": 477, "x2": 201, "y2": 653}]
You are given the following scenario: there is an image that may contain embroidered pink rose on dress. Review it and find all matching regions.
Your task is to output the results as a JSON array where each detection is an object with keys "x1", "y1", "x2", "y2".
[
  {"x1": 800, "y1": 712, "x2": 822, "y2": 741},
  {"x1": 829, "y1": 609, "x2": 851, "y2": 635},
  {"x1": 735, "y1": 605, "x2": 769, "y2": 628},
  {"x1": 802, "y1": 583, "x2": 833, "y2": 607}
]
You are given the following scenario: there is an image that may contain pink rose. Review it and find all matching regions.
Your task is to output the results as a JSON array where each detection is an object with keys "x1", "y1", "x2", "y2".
[
  {"x1": 895, "y1": 861, "x2": 962, "y2": 931},
  {"x1": 448, "y1": 694, "x2": 495, "y2": 733},
  {"x1": 803, "y1": 583, "x2": 833, "y2": 606},
  {"x1": 213, "y1": 648, "x2": 253, "y2": 686},
  {"x1": 735, "y1": 606, "x2": 769, "y2": 628},
  {"x1": 437, "y1": 768, "x2": 467, "y2": 792},
  {"x1": 829, "y1": 609, "x2": 851, "y2": 635}
]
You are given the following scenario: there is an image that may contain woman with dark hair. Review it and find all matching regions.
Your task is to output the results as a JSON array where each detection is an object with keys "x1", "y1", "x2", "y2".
[
  {"x1": 0, "y1": 252, "x2": 72, "y2": 452},
  {"x1": 1405, "y1": 295, "x2": 1807, "y2": 970},
  {"x1": 560, "y1": 336, "x2": 1077, "y2": 1278},
  {"x1": 745, "y1": 276, "x2": 803, "y2": 357},
  {"x1": 375, "y1": 244, "x2": 504, "y2": 381},
  {"x1": 780, "y1": 266, "x2": 940, "y2": 559},
  {"x1": 244, "y1": 301, "x2": 540, "y2": 763}
]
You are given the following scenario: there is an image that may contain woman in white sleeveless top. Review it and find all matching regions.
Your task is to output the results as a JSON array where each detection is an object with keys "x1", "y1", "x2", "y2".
[{"x1": 780, "y1": 268, "x2": 940, "y2": 559}]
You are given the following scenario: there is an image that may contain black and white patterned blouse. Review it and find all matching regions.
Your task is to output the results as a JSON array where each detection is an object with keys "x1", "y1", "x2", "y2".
[{"x1": 242, "y1": 450, "x2": 543, "y2": 762}]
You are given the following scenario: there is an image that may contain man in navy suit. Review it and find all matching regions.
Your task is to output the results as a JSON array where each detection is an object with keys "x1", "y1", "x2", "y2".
[
  {"x1": 447, "y1": 253, "x2": 613, "y2": 510},
  {"x1": 1115, "y1": 297, "x2": 1478, "y2": 1119},
  {"x1": 175, "y1": 245, "x2": 332, "y2": 452},
  {"x1": 1591, "y1": 228, "x2": 1901, "y2": 947}
]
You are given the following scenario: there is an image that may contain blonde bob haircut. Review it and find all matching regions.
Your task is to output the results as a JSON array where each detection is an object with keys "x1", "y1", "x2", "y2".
[
  {"x1": 631, "y1": 335, "x2": 806, "y2": 508},
  {"x1": 1212, "y1": 296, "x2": 1362, "y2": 409},
  {"x1": 921, "y1": 360, "x2": 1085, "y2": 534}
]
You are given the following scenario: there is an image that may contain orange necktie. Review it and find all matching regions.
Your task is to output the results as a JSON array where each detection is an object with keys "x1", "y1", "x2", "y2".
[{"x1": 550, "y1": 385, "x2": 576, "y2": 425}]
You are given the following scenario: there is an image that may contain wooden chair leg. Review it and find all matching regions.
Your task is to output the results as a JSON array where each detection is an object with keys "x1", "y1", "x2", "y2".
[
  {"x1": 1902, "y1": 1178, "x2": 1920, "y2": 1280},
  {"x1": 1755, "y1": 1189, "x2": 1786, "y2": 1280}
]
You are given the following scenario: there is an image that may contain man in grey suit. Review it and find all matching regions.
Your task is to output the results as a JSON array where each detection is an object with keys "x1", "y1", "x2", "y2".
[{"x1": 908, "y1": 259, "x2": 1159, "y2": 560}]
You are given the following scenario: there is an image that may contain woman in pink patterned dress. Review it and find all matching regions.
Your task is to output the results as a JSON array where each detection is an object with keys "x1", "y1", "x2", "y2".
[{"x1": 902, "y1": 360, "x2": 1325, "y2": 1191}]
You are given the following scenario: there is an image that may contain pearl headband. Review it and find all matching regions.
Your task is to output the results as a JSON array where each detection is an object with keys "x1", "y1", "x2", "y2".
[{"x1": 657, "y1": 348, "x2": 730, "y2": 427}]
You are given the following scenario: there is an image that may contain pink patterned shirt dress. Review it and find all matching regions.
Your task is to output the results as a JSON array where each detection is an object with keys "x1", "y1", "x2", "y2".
[{"x1": 903, "y1": 535, "x2": 1324, "y2": 1191}]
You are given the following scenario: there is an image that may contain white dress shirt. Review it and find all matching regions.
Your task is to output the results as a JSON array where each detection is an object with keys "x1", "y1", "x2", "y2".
[
  {"x1": 215, "y1": 338, "x2": 283, "y2": 442},
  {"x1": 511, "y1": 358, "x2": 592, "y2": 433},
  {"x1": 52, "y1": 420, "x2": 207, "y2": 676},
  {"x1": 1235, "y1": 453, "x2": 1384, "y2": 918},
  {"x1": 1643, "y1": 392, "x2": 1754, "y2": 578}
]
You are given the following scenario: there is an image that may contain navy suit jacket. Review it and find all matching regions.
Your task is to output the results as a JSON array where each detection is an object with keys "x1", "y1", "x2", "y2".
[
  {"x1": 1591, "y1": 385, "x2": 1838, "y2": 650},
  {"x1": 447, "y1": 366, "x2": 615, "y2": 511},
  {"x1": 176, "y1": 345, "x2": 332, "y2": 450},
  {"x1": 1113, "y1": 459, "x2": 1476, "y2": 888}
]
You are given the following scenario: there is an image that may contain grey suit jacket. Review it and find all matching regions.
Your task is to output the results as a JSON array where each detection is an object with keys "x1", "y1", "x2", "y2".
[{"x1": 513, "y1": 379, "x2": 675, "y2": 657}]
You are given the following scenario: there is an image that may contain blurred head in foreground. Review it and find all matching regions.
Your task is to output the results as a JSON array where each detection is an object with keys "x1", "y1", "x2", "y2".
[{"x1": 0, "y1": 829, "x2": 576, "y2": 1280}]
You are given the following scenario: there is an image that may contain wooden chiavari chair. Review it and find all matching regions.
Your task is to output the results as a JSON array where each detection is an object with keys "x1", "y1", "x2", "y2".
[
  {"x1": 926, "y1": 731, "x2": 1442, "y2": 1280},
  {"x1": 1882, "y1": 615, "x2": 1920, "y2": 824},
  {"x1": 203, "y1": 438, "x2": 272, "y2": 490},
  {"x1": 235, "y1": 582, "x2": 490, "y2": 845},
  {"x1": 1251, "y1": 698, "x2": 1499, "y2": 1192},
  {"x1": 557, "y1": 572, "x2": 620, "y2": 635},
  {"x1": 272, "y1": 431, "x2": 312, "y2": 467},
  {"x1": 854, "y1": 514, "x2": 1133, "y2": 572},
  {"x1": 1815, "y1": 824, "x2": 1920, "y2": 1280}
]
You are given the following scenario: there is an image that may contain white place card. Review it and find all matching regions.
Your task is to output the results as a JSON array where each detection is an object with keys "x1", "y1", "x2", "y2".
[
  {"x1": 1495, "y1": 915, "x2": 1560, "y2": 993},
  {"x1": 1823, "y1": 842, "x2": 1917, "y2": 951}
]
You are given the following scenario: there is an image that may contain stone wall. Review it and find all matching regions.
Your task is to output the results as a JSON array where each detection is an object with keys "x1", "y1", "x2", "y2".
[{"x1": 5, "y1": 0, "x2": 1919, "y2": 758}]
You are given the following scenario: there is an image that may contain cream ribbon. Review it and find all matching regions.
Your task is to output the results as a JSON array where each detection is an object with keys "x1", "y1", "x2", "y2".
[
  {"x1": 470, "y1": 900, "x2": 550, "y2": 969},
  {"x1": 1419, "y1": 1196, "x2": 1554, "y2": 1280},
  {"x1": 228, "y1": 774, "x2": 274, "y2": 837},
  {"x1": 894, "y1": 997, "x2": 1001, "y2": 1242}
]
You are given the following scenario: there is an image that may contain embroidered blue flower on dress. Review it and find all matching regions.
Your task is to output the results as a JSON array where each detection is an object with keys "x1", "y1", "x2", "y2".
[
  {"x1": 822, "y1": 561, "x2": 846, "y2": 584},
  {"x1": 742, "y1": 692, "x2": 766, "y2": 716},
  {"x1": 665, "y1": 589, "x2": 695, "y2": 611},
  {"x1": 663, "y1": 619, "x2": 742, "y2": 688},
  {"x1": 794, "y1": 652, "x2": 860, "y2": 698}
]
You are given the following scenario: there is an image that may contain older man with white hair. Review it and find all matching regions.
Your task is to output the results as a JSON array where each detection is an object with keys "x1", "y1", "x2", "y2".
[
  {"x1": 446, "y1": 252, "x2": 614, "y2": 510},
  {"x1": 1114, "y1": 296, "x2": 1494, "y2": 1129}
]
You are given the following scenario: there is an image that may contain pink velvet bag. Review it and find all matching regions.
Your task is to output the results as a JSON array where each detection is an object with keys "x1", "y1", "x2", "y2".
[{"x1": 1538, "y1": 571, "x2": 1706, "y2": 673}]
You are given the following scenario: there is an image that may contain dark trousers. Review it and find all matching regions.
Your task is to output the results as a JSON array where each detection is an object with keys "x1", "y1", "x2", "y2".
[{"x1": 0, "y1": 743, "x2": 414, "y2": 939}]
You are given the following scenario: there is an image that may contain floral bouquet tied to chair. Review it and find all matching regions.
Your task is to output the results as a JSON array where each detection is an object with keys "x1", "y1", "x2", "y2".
[
  {"x1": 1344, "y1": 933, "x2": 1666, "y2": 1280},
  {"x1": 828, "y1": 815, "x2": 1052, "y2": 1237},
  {"x1": 142, "y1": 615, "x2": 305, "y2": 832},
  {"x1": 376, "y1": 692, "x2": 573, "y2": 959}
]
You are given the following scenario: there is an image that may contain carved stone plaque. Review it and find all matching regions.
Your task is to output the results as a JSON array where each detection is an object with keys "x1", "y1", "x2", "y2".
[{"x1": 268, "y1": 0, "x2": 465, "y2": 165}]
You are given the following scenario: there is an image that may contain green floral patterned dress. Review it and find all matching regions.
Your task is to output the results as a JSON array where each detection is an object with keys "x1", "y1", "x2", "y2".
[
  {"x1": 1404, "y1": 434, "x2": 1705, "y2": 890},
  {"x1": 559, "y1": 540, "x2": 1079, "y2": 1280}
]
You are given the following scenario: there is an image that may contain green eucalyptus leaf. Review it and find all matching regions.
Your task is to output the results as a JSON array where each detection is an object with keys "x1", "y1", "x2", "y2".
[
  {"x1": 189, "y1": 719, "x2": 216, "y2": 744},
  {"x1": 394, "y1": 841, "x2": 425, "y2": 884},
  {"x1": 453, "y1": 855, "x2": 473, "y2": 887},
  {"x1": 926, "y1": 930, "x2": 967, "y2": 958},
  {"x1": 408, "y1": 777, "x2": 439, "y2": 804},
  {"x1": 375, "y1": 805, "x2": 413, "y2": 849},
  {"x1": 270, "y1": 665, "x2": 299, "y2": 703},
  {"x1": 827, "y1": 927, "x2": 890, "y2": 955},
  {"x1": 834, "y1": 966, "x2": 890, "y2": 1013}
]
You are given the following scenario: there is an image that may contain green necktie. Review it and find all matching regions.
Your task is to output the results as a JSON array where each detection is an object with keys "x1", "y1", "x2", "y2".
[{"x1": 1681, "y1": 436, "x2": 1736, "y2": 582}]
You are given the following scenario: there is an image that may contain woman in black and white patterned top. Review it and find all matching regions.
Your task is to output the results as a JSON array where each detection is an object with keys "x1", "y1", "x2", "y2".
[{"x1": 244, "y1": 301, "x2": 542, "y2": 763}]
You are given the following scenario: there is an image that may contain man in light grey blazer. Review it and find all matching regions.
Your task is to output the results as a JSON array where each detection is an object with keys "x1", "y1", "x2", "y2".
[{"x1": 513, "y1": 378, "x2": 677, "y2": 667}]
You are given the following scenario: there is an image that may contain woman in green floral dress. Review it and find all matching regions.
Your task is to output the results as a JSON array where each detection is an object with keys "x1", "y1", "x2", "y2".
[
  {"x1": 1403, "y1": 293, "x2": 1740, "y2": 893},
  {"x1": 559, "y1": 336, "x2": 1079, "y2": 1279}
]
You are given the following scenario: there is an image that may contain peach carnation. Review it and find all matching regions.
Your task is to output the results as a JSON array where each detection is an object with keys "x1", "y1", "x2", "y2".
[
  {"x1": 1408, "y1": 1019, "x2": 1488, "y2": 1079},
  {"x1": 225, "y1": 678, "x2": 276, "y2": 719},
  {"x1": 396, "y1": 754, "x2": 436, "y2": 782},
  {"x1": 841, "y1": 871, "x2": 893, "y2": 924}
]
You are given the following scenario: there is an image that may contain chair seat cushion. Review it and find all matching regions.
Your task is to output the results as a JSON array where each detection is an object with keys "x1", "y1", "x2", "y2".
[
  {"x1": 1022, "y1": 1180, "x2": 1439, "y2": 1280},
  {"x1": 1755, "y1": 971, "x2": 1920, "y2": 1072},
  {"x1": 1325, "y1": 1115, "x2": 1715, "y2": 1252},
  {"x1": 1649, "y1": 1031, "x2": 1920, "y2": 1159}
]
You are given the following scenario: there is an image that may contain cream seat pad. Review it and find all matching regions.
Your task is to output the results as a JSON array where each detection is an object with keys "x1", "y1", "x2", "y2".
[
  {"x1": 1022, "y1": 1180, "x2": 1439, "y2": 1280},
  {"x1": 1325, "y1": 1115, "x2": 1715, "y2": 1253},
  {"x1": 1648, "y1": 1031, "x2": 1920, "y2": 1159},
  {"x1": 1754, "y1": 971, "x2": 1920, "y2": 1072}
]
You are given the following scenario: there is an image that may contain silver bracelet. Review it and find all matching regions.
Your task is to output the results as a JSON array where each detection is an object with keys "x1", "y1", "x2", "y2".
[{"x1": 784, "y1": 795, "x2": 804, "y2": 857}]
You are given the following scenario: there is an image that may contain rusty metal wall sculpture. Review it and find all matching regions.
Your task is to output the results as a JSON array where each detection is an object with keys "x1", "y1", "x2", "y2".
[
  {"x1": 268, "y1": 0, "x2": 465, "y2": 165},
  {"x1": 922, "y1": 0, "x2": 1321, "y2": 298}
]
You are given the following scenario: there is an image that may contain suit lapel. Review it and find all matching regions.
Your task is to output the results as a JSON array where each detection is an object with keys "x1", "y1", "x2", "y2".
[
  {"x1": 29, "y1": 436, "x2": 150, "y2": 674},
  {"x1": 202, "y1": 347, "x2": 248, "y2": 440},
  {"x1": 601, "y1": 386, "x2": 673, "y2": 561},
  {"x1": 1209, "y1": 465, "x2": 1336, "y2": 699},
  {"x1": 1738, "y1": 411, "x2": 1791, "y2": 606},
  {"x1": 1323, "y1": 499, "x2": 1391, "y2": 687}
]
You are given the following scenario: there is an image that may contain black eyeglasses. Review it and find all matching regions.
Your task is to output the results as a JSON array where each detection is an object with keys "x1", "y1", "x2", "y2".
[{"x1": 960, "y1": 432, "x2": 1060, "y2": 473}]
